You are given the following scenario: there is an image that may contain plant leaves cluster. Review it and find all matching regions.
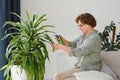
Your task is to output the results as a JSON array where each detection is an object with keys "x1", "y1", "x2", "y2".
[
  {"x1": 0, "y1": 11, "x2": 55, "y2": 80},
  {"x1": 99, "y1": 21, "x2": 120, "y2": 51}
]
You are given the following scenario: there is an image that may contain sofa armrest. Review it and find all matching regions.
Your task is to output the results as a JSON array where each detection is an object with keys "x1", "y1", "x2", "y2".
[
  {"x1": 101, "y1": 61, "x2": 119, "y2": 80},
  {"x1": 101, "y1": 51, "x2": 120, "y2": 80}
]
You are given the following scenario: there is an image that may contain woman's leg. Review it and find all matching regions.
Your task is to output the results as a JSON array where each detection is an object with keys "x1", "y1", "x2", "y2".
[{"x1": 54, "y1": 68, "x2": 80, "y2": 80}]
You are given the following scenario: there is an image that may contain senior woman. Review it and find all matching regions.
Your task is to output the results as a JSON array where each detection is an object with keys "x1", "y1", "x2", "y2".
[{"x1": 52, "y1": 13, "x2": 102, "y2": 80}]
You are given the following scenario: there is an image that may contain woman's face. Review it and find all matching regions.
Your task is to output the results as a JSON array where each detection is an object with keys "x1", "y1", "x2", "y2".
[{"x1": 77, "y1": 20, "x2": 91, "y2": 34}]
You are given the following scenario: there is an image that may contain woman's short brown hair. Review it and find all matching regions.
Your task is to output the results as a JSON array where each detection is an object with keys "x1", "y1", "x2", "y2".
[{"x1": 75, "y1": 13, "x2": 96, "y2": 28}]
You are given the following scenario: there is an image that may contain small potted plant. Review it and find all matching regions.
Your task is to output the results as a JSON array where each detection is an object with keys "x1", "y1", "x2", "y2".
[
  {"x1": 99, "y1": 21, "x2": 120, "y2": 51},
  {"x1": 0, "y1": 11, "x2": 55, "y2": 80}
]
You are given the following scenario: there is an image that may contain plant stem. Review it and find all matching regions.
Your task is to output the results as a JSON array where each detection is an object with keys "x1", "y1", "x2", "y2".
[{"x1": 112, "y1": 26, "x2": 116, "y2": 44}]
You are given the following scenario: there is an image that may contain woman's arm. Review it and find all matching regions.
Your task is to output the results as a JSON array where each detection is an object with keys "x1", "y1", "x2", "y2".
[{"x1": 68, "y1": 34, "x2": 102, "y2": 57}]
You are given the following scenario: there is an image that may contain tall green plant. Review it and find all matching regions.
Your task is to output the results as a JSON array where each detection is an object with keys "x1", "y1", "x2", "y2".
[
  {"x1": 99, "y1": 21, "x2": 120, "y2": 51},
  {"x1": 0, "y1": 11, "x2": 55, "y2": 80},
  {"x1": 116, "y1": 32, "x2": 120, "y2": 49}
]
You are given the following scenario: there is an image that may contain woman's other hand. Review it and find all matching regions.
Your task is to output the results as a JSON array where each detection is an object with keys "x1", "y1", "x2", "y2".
[{"x1": 51, "y1": 44, "x2": 70, "y2": 53}]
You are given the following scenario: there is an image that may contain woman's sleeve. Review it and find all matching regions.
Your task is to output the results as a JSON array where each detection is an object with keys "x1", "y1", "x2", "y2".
[{"x1": 69, "y1": 36, "x2": 82, "y2": 48}]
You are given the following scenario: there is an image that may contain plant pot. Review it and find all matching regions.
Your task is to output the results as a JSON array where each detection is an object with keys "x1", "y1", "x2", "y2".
[{"x1": 11, "y1": 65, "x2": 27, "y2": 80}]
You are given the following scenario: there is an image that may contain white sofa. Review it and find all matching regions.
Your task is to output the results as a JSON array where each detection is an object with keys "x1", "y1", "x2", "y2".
[{"x1": 66, "y1": 51, "x2": 120, "y2": 80}]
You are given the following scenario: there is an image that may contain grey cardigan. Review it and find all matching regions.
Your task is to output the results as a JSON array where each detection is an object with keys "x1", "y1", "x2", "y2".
[{"x1": 69, "y1": 30, "x2": 102, "y2": 71}]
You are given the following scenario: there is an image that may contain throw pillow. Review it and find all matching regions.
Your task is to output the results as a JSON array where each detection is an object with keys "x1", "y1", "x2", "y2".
[{"x1": 74, "y1": 71, "x2": 114, "y2": 80}]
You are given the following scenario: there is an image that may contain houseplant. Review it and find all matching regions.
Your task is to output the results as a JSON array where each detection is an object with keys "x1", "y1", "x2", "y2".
[
  {"x1": 99, "y1": 21, "x2": 120, "y2": 51},
  {"x1": 0, "y1": 11, "x2": 55, "y2": 80}
]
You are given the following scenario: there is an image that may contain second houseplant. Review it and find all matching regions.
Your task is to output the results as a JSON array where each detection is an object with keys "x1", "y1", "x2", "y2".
[
  {"x1": 99, "y1": 21, "x2": 120, "y2": 51},
  {"x1": 0, "y1": 11, "x2": 55, "y2": 80}
]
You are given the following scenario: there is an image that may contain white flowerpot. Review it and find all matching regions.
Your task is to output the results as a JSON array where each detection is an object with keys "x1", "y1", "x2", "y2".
[{"x1": 11, "y1": 65, "x2": 27, "y2": 80}]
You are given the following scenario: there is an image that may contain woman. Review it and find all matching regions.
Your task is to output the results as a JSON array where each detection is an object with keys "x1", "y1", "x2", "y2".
[{"x1": 52, "y1": 13, "x2": 102, "y2": 80}]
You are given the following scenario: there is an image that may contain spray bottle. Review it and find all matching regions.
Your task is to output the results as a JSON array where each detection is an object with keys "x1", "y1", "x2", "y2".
[{"x1": 54, "y1": 34, "x2": 65, "y2": 45}]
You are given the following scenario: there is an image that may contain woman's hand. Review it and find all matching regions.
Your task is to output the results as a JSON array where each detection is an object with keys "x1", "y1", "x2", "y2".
[
  {"x1": 52, "y1": 44, "x2": 62, "y2": 50},
  {"x1": 51, "y1": 44, "x2": 70, "y2": 53}
]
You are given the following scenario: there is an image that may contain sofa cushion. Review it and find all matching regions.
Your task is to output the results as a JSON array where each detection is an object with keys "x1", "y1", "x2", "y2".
[
  {"x1": 101, "y1": 51, "x2": 120, "y2": 79},
  {"x1": 74, "y1": 71, "x2": 114, "y2": 80}
]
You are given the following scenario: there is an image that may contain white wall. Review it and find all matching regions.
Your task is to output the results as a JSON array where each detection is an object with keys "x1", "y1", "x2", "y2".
[{"x1": 21, "y1": 0, "x2": 120, "y2": 79}]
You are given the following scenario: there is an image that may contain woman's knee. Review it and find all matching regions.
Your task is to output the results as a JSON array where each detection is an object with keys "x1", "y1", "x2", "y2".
[{"x1": 54, "y1": 73, "x2": 64, "y2": 80}]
